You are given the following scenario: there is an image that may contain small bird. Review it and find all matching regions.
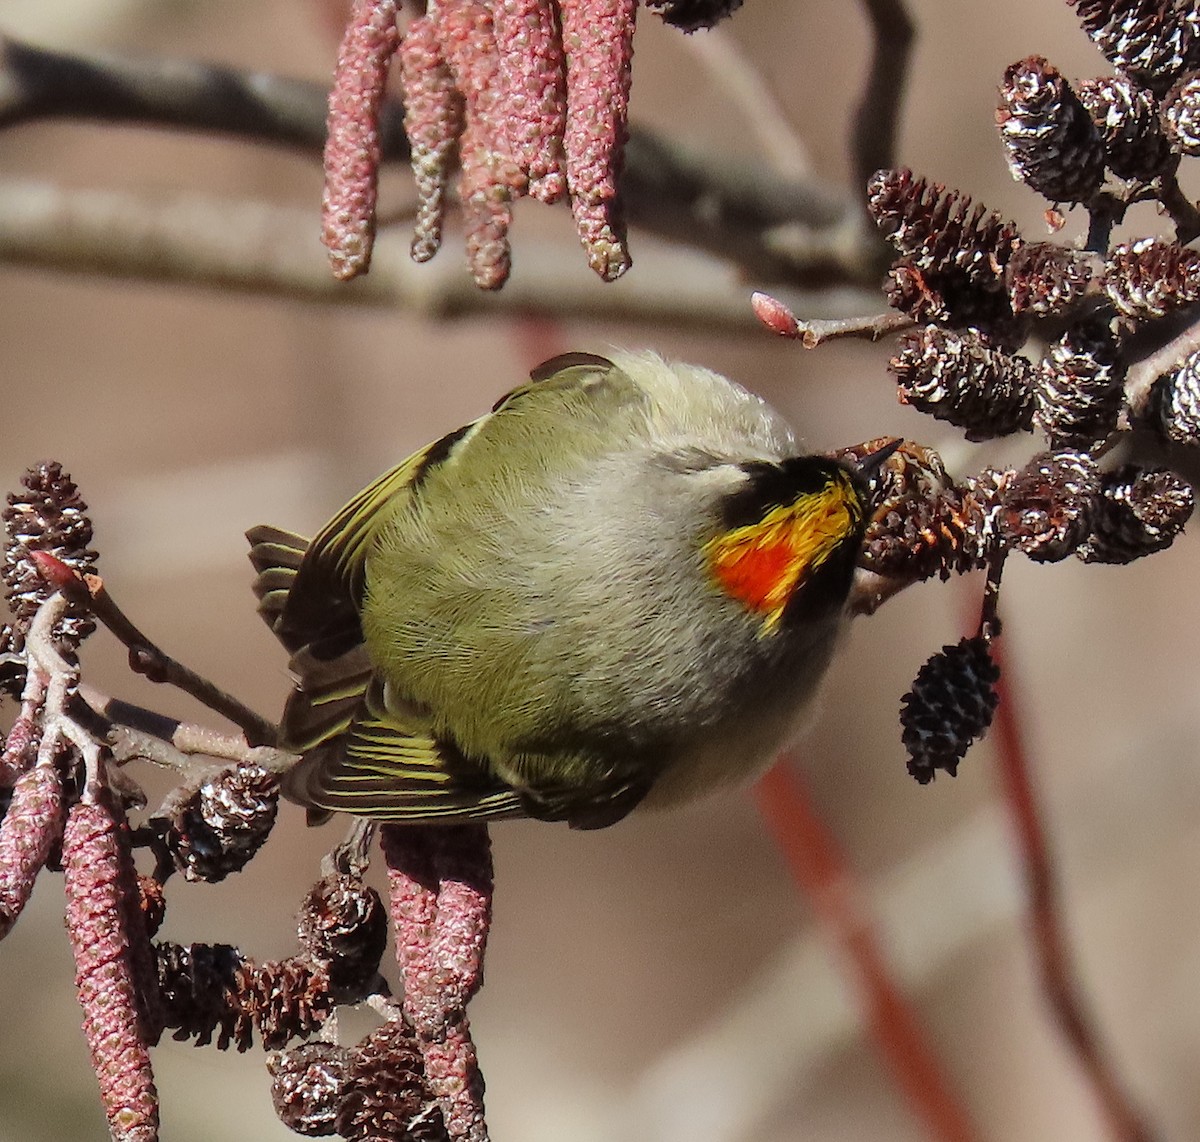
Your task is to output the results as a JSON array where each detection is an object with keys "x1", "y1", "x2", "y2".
[{"x1": 248, "y1": 351, "x2": 893, "y2": 830}]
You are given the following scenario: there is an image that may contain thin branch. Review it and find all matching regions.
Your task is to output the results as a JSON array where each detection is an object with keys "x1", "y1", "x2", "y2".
[
  {"x1": 754, "y1": 760, "x2": 980, "y2": 1142},
  {"x1": 0, "y1": 34, "x2": 883, "y2": 289},
  {"x1": 680, "y1": 26, "x2": 811, "y2": 181},
  {"x1": 752, "y1": 289, "x2": 913, "y2": 345},
  {"x1": 33, "y1": 554, "x2": 277, "y2": 747},
  {"x1": 1123, "y1": 310, "x2": 1200, "y2": 422},
  {"x1": 1157, "y1": 171, "x2": 1200, "y2": 246},
  {"x1": 851, "y1": 0, "x2": 915, "y2": 198},
  {"x1": 989, "y1": 639, "x2": 1158, "y2": 1142}
]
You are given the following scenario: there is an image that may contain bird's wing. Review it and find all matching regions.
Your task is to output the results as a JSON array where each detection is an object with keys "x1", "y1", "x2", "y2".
[
  {"x1": 283, "y1": 681, "x2": 657, "y2": 828},
  {"x1": 281, "y1": 682, "x2": 527, "y2": 822}
]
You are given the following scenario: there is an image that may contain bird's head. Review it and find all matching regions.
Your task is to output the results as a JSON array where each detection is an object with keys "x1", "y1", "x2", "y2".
[{"x1": 703, "y1": 441, "x2": 899, "y2": 635}]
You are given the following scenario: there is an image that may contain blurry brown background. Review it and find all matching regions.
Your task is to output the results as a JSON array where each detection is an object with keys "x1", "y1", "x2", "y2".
[{"x1": 2, "y1": 1, "x2": 1200, "y2": 1139}]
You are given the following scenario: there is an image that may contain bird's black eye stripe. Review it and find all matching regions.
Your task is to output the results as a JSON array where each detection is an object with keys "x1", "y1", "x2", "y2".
[
  {"x1": 721, "y1": 458, "x2": 846, "y2": 530},
  {"x1": 410, "y1": 424, "x2": 472, "y2": 490}
]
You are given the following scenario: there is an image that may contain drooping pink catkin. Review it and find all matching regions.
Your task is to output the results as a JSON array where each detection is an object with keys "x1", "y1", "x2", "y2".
[
  {"x1": 0, "y1": 763, "x2": 63, "y2": 939},
  {"x1": 382, "y1": 824, "x2": 493, "y2": 1142},
  {"x1": 321, "y1": 0, "x2": 402, "y2": 280},
  {"x1": 493, "y1": 0, "x2": 568, "y2": 203},
  {"x1": 399, "y1": 16, "x2": 464, "y2": 263},
  {"x1": 63, "y1": 799, "x2": 160, "y2": 1142},
  {"x1": 439, "y1": 0, "x2": 526, "y2": 288},
  {"x1": 560, "y1": 0, "x2": 636, "y2": 280}
]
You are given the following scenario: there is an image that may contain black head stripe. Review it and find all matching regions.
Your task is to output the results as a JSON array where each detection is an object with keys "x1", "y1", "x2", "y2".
[{"x1": 721, "y1": 457, "x2": 861, "y2": 530}]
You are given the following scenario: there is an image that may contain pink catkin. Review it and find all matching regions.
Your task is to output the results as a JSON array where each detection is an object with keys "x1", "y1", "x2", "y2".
[
  {"x1": 559, "y1": 0, "x2": 636, "y2": 280},
  {"x1": 399, "y1": 15, "x2": 464, "y2": 263},
  {"x1": 63, "y1": 800, "x2": 160, "y2": 1142},
  {"x1": 321, "y1": 0, "x2": 402, "y2": 280},
  {"x1": 492, "y1": 0, "x2": 568, "y2": 203},
  {"x1": 0, "y1": 763, "x2": 63, "y2": 939},
  {"x1": 0, "y1": 705, "x2": 40, "y2": 785},
  {"x1": 382, "y1": 824, "x2": 493, "y2": 1142},
  {"x1": 438, "y1": 0, "x2": 526, "y2": 288}
]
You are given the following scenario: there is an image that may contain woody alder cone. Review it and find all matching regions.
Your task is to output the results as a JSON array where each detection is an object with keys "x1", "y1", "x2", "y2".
[
  {"x1": 1152, "y1": 347, "x2": 1200, "y2": 445},
  {"x1": 1076, "y1": 466, "x2": 1195, "y2": 563},
  {"x1": 1162, "y1": 71, "x2": 1200, "y2": 154},
  {"x1": 1000, "y1": 450, "x2": 1101, "y2": 562},
  {"x1": 902, "y1": 636, "x2": 1001, "y2": 783},
  {"x1": 1034, "y1": 319, "x2": 1124, "y2": 452},
  {"x1": 997, "y1": 56, "x2": 1105, "y2": 204},
  {"x1": 1078, "y1": 73, "x2": 1176, "y2": 179},
  {"x1": 269, "y1": 1042, "x2": 350, "y2": 1136}
]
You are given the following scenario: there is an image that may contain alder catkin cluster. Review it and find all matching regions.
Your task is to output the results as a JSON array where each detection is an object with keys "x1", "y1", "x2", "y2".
[{"x1": 853, "y1": 1, "x2": 1200, "y2": 780}]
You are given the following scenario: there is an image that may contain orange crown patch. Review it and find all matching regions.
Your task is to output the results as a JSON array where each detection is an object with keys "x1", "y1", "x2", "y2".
[{"x1": 704, "y1": 471, "x2": 862, "y2": 635}]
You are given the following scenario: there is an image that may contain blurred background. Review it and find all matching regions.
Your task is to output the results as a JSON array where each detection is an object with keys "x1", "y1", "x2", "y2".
[{"x1": 2, "y1": 1, "x2": 1199, "y2": 1139}]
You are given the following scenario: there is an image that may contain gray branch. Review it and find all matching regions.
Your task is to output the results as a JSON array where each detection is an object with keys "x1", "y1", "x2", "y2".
[{"x1": 0, "y1": 34, "x2": 887, "y2": 290}]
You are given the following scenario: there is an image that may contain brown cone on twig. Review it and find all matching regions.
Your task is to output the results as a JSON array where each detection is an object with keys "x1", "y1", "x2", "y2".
[
  {"x1": 1034, "y1": 318, "x2": 1124, "y2": 451},
  {"x1": 2, "y1": 462, "x2": 97, "y2": 648},
  {"x1": 151, "y1": 763, "x2": 280, "y2": 883},
  {"x1": 1076, "y1": 465, "x2": 1195, "y2": 563},
  {"x1": 901, "y1": 636, "x2": 1001, "y2": 784},
  {"x1": 999, "y1": 450, "x2": 1101, "y2": 562},
  {"x1": 997, "y1": 56, "x2": 1105, "y2": 204},
  {"x1": 1079, "y1": 74, "x2": 1176, "y2": 180},
  {"x1": 269, "y1": 1041, "x2": 351, "y2": 1138}
]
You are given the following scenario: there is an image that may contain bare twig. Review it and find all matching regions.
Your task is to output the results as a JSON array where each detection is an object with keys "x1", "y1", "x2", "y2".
[
  {"x1": 989, "y1": 640, "x2": 1157, "y2": 1142},
  {"x1": 0, "y1": 35, "x2": 883, "y2": 289},
  {"x1": 752, "y1": 290, "x2": 913, "y2": 345},
  {"x1": 1157, "y1": 171, "x2": 1200, "y2": 246},
  {"x1": 754, "y1": 760, "x2": 980, "y2": 1142},
  {"x1": 1123, "y1": 310, "x2": 1200, "y2": 422},
  {"x1": 851, "y1": 0, "x2": 915, "y2": 197},
  {"x1": 33, "y1": 555, "x2": 277, "y2": 747},
  {"x1": 680, "y1": 26, "x2": 810, "y2": 181}
]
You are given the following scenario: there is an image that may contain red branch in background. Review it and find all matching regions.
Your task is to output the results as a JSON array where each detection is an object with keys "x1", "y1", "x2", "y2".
[
  {"x1": 754, "y1": 761, "x2": 980, "y2": 1142},
  {"x1": 988, "y1": 638, "x2": 1156, "y2": 1142}
]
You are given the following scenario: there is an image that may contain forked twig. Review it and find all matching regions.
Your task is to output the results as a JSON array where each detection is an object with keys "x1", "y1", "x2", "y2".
[{"x1": 31, "y1": 552, "x2": 278, "y2": 747}]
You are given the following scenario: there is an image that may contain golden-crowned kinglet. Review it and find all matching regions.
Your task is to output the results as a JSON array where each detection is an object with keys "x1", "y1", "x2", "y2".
[{"x1": 249, "y1": 351, "x2": 895, "y2": 829}]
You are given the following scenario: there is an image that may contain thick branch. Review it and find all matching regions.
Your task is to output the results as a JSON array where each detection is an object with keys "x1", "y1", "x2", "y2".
[
  {"x1": 0, "y1": 179, "x2": 791, "y2": 329},
  {"x1": 852, "y1": 0, "x2": 915, "y2": 198},
  {"x1": 0, "y1": 34, "x2": 883, "y2": 289}
]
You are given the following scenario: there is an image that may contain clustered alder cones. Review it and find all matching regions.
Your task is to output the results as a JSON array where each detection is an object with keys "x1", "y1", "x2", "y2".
[{"x1": 814, "y1": 0, "x2": 1200, "y2": 782}]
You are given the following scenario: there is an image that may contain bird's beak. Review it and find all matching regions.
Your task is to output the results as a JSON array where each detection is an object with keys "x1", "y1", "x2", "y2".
[{"x1": 854, "y1": 437, "x2": 903, "y2": 486}]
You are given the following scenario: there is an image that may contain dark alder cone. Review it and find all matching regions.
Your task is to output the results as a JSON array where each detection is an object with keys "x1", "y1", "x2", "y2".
[
  {"x1": 152, "y1": 763, "x2": 280, "y2": 883},
  {"x1": 137, "y1": 873, "x2": 167, "y2": 938},
  {"x1": 2, "y1": 462, "x2": 97, "y2": 646},
  {"x1": 0, "y1": 624, "x2": 24, "y2": 700},
  {"x1": 1076, "y1": 465, "x2": 1195, "y2": 562},
  {"x1": 1078, "y1": 74, "x2": 1177, "y2": 179},
  {"x1": 1034, "y1": 319, "x2": 1124, "y2": 451},
  {"x1": 1005, "y1": 241, "x2": 1093, "y2": 317},
  {"x1": 861, "y1": 466, "x2": 1008, "y2": 583},
  {"x1": 1000, "y1": 450, "x2": 1101, "y2": 561},
  {"x1": 889, "y1": 326, "x2": 1036, "y2": 440},
  {"x1": 240, "y1": 956, "x2": 334, "y2": 1051},
  {"x1": 643, "y1": 0, "x2": 742, "y2": 31},
  {"x1": 867, "y1": 168, "x2": 1023, "y2": 287},
  {"x1": 337, "y1": 1020, "x2": 448, "y2": 1142},
  {"x1": 297, "y1": 872, "x2": 388, "y2": 994},
  {"x1": 901, "y1": 636, "x2": 1000, "y2": 784},
  {"x1": 269, "y1": 1042, "x2": 351, "y2": 1137},
  {"x1": 1162, "y1": 70, "x2": 1200, "y2": 154},
  {"x1": 1152, "y1": 346, "x2": 1200, "y2": 444},
  {"x1": 884, "y1": 259, "x2": 1024, "y2": 348},
  {"x1": 156, "y1": 940, "x2": 253, "y2": 1050},
  {"x1": 997, "y1": 56, "x2": 1106, "y2": 204},
  {"x1": 1103, "y1": 237, "x2": 1200, "y2": 319},
  {"x1": 1069, "y1": 0, "x2": 1200, "y2": 94}
]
